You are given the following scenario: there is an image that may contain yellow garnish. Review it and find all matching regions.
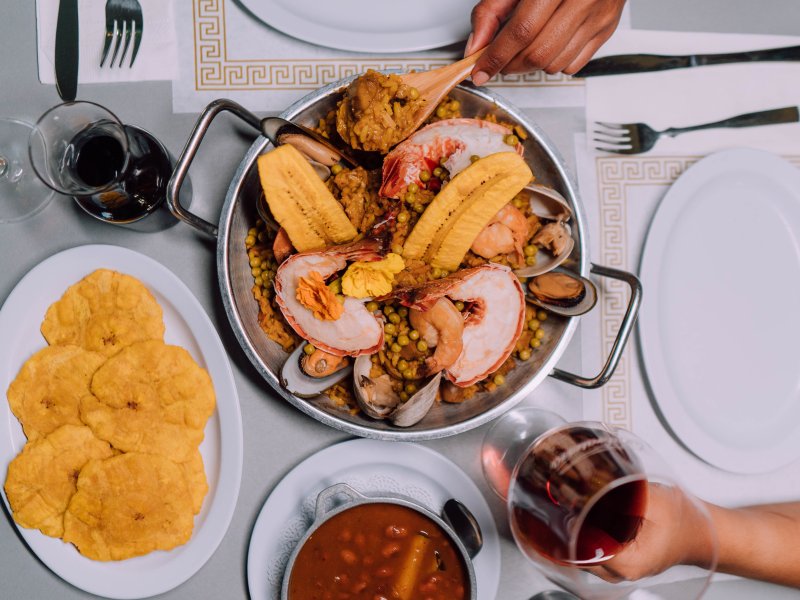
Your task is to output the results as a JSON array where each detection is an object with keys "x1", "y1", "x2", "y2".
[
  {"x1": 341, "y1": 253, "x2": 405, "y2": 299},
  {"x1": 296, "y1": 271, "x2": 344, "y2": 321}
]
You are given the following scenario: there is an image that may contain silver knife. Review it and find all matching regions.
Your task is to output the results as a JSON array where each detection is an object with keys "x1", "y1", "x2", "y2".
[
  {"x1": 575, "y1": 45, "x2": 800, "y2": 78},
  {"x1": 55, "y1": 0, "x2": 79, "y2": 101}
]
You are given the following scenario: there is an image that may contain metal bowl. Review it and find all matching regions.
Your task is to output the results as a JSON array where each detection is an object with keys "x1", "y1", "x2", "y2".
[
  {"x1": 167, "y1": 78, "x2": 641, "y2": 440},
  {"x1": 280, "y1": 483, "x2": 478, "y2": 600}
]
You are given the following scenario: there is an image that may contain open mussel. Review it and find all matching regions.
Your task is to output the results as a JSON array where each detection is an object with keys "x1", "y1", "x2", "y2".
[
  {"x1": 353, "y1": 355, "x2": 441, "y2": 427},
  {"x1": 514, "y1": 184, "x2": 575, "y2": 278},
  {"x1": 526, "y1": 269, "x2": 597, "y2": 317},
  {"x1": 280, "y1": 342, "x2": 353, "y2": 399}
]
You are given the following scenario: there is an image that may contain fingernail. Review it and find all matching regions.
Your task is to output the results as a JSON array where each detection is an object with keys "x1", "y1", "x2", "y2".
[
  {"x1": 463, "y1": 33, "x2": 474, "y2": 58},
  {"x1": 472, "y1": 70, "x2": 490, "y2": 86}
]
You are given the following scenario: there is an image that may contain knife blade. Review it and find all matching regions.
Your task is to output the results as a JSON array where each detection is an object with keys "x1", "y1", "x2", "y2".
[
  {"x1": 54, "y1": 0, "x2": 79, "y2": 101},
  {"x1": 575, "y1": 45, "x2": 800, "y2": 78}
]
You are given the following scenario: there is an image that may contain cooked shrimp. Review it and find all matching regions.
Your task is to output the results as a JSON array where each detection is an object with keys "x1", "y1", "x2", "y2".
[
  {"x1": 409, "y1": 297, "x2": 464, "y2": 375},
  {"x1": 470, "y1": 203, "x2": 529, "y2": 266},
  {"x1": 274, "y1": 237, "x2": 387, "y2": 357},
  {"x1": 380, "y1": 118, "x2": 524, "y2": 199},
  {"x1": 301, "y1": 348, "x2": 349, "y2": 378},
  {"x1": 397, "y1": 263, "x2": 525, "y2": 386}
]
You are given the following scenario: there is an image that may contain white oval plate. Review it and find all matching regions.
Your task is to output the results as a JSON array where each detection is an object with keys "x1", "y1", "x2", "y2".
[
  {"x1": 0, "y1": 245, "x2": 243, "y2": 599},
  {"x1": 247, "y1": 438, "x2": 501, "y2": 600},
  {"x1": 239, "y1": 0, "x2": 472, "y2": 53},
  {"x1": 638, "y1": 148, "x2": 800, "y2": 474}
]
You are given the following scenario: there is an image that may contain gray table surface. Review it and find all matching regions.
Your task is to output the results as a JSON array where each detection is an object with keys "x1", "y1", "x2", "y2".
[{"x1": 2, "y1": 1, "x2": 800, "y2": 599}]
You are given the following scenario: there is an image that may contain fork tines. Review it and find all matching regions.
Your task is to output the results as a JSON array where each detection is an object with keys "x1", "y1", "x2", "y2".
[
  {"x1": 593, "y1": 122, "x2": 635, "y2": 154},
  {"x1": 100, "y1": 0, "x2": 143, "y2": 68}
]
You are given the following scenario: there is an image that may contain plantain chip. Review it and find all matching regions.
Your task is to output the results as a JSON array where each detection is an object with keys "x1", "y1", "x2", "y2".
[
  {"x1": 81, "y1": 340, "x2": 215, "y2": 463},
  {"x1": 4, "y1": 425, "x2": 114, "y2": 538},
  {"x1": 62, "y1": 453, "x2": 194, "y2": 561},
  {"x1": 7, "y1": 345, "x2": 106, "y2": 441},
  {"x1": 179, "y1": 449, "x2": 209, "y2": 515},
  {"x1": 41, "y1": 269, "x2": 165, "y2": 357}
]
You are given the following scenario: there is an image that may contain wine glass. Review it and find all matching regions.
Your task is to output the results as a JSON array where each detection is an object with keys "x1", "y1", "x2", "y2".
[
  {"x1": 0, "y1": 118, "x2": 54, "y2": 223},
  {"x1": 28, "y1": 101, "x2": 184, "y2": 231},
  {"x1": 482, "y1": 408, "x2": 718, "y2": 600}
]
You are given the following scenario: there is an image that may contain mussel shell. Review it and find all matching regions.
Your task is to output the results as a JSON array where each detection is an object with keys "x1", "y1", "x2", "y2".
[
  {"x1": 353, "y1": 355, "x2": 440, "y2": 427},
  {"x1": 526, "y1": 269, "x2": 598, "y2": 317},
  {"x1": 280, "y1": 343, "x2": 353, "y2": 399},
  {"x1": 513, "y1": 221, "x2": 574, "y2": 278}
]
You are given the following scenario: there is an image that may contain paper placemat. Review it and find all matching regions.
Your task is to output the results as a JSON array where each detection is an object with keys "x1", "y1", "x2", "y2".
[
  {"x1": 170, "y1": 0, "x2": 625, "y2": 114},
  {"x1": 36, "y1": 0, "x2": 178, "y2": 85}
]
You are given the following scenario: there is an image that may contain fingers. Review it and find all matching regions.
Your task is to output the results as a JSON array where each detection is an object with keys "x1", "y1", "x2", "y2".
[
  {"x1": 465, "y1": 0, "x2": 519, "y2": 57},
  {"x1": 471, "y1": 0, "x2": 561, "y2": 85},
  {"x1": 563, "y1": 33, "x2": 611, "y2": 74}
]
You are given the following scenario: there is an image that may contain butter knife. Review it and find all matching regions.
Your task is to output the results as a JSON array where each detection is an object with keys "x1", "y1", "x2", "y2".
[
  {"x1": 55, "y1": 0, "x2": 79, "y2": 101},
  {"x1": 575, "y1": 45, "x2": 800, "y2": 78}
]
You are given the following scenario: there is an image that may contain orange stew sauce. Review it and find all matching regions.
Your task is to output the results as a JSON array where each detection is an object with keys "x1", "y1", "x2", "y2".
[{"x1": 288, "y1": 503, "x2": 469, "y2": 600}]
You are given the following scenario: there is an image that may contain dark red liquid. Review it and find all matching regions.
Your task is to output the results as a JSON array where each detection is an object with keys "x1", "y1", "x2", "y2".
[
  {"x1": 509, "y1": 426, "x2": 648, "y2": 564},
  {"x1": 73, "y1": 134, "x2": 125, "y2": 187}
]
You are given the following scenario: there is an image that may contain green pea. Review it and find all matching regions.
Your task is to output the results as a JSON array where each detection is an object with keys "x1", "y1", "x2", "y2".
[
  {"x1": 384, "y1": 305, "x2": 396, "y2": 315},
  {"x1": 493, "y1": 374, "x2": 506, "y2": 386},
  {"x1": 397, "y1": 359, "x2": 409, "y2": 371},
  {"x1": 524, "y1": 245, "x2": 537, "y2": 257},
  {"x1": 397, "y1": 307, "x2": 408, "y2": 317},
  {"x1": 409, "y1": 330, "x2": 420, "y2": 341},
  {"x1": 401, "y1": 368, "x2": 414, "y2": 380},
  {"x1": 436, "y1": 106, "x2": 447, "y2": 119},
  {"x1": 504, "y1": 134, "x2": 520, "y2": 146},
  {"x1": 535, "y1": 328, "x2": 545, "y2": 340},
  {"x1": 537, "y1": 310, "x2": 548, "y2": 321},
  {"x1": 391, "y1": 343, "x2": 403, "y2": 353},
  {"x1": 245, "y1": 236, "x2": 256, "y2": 248},
  {"x1": 530, "y1": 338, "x2": 541, "y2": 349},
  {"x1": 304, "y1": 344, "x2": 316, "y2": 355},
  {"x1": 454, "y1": 301, "x2": 465, "y2": 312},
  {"x1": 416, "y1": 340, "x2": 428, "y2": 352},
  {"x1": 397, "y1": 334, "x2": 410, "y2": 346},
  {"x1": 526, "y1": 256, "x2": 537, "y2": 266},
  {"x1": 366, "y1": 301, "x2": 379, "y2": 312},
  {"x1": 385, "y1": 323, "x2": 397, "y2": 335},
  {"x1": 419, "y1": 170, "x2": 431, "y2": 182},
  {"x1": 407, "y1": 183, "x2": 419, "y2": 194},
  {"x1": 450, "y1": 100, "x2": 460, "y2": 111},
  {"x1": 528, "y1": 319, "x2": 540, "y2": 331},
  {"x1": 433, "y1": 167, "x2": 444, "y2": 178},
  {"x1": 397, "y1": 212, "x2": 410, "y2": 224},
  {"x1": 399, "y1": 391, "x2": 410, "y2": 401},
  {"x1": 518, "y1": 349, "x2": 532, "y2": 361},
  {"x1": 405, "y1": 383, "x2": 418, "y2": 394},
  {"x1": 389, "y1": 313, "x2": 401, "y2": 324},
  {"x1": 331, "y1": 163, "x2": 343, "y2": 175},
  {"x1": 254, "y1": 276, "x2": 263, "y2": 287},
  {"x1": 409, "y1": 87, "x2": 420, "y2": 100}
]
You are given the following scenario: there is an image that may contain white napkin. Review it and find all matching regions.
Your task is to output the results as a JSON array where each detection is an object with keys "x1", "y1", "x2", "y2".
[
  {"x1": 170, "y1": 0, "x2": 619, "y2": 114},
  {"x1": 575, "y1": 31, "x2": 800, "y2": 508},
  {"x1": 586, "y1": 30, "x2": 800, "y2": 154},
  {"x1": 36, "y1": 0, "x2": 178, "y2": 85}
]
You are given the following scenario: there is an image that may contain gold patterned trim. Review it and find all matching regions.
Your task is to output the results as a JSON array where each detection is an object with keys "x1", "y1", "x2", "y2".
[
  {"x1": 192, "y1": 0, "x2": 584, "y2": 91},
  {"x1": 595, "y1": 155, "x2": 800, "y2": 429}
]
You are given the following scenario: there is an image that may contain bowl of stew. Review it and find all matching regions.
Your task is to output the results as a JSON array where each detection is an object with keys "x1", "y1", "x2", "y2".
[{"x1": 282, "y1": 483, "x2": 477, "y2": 600}]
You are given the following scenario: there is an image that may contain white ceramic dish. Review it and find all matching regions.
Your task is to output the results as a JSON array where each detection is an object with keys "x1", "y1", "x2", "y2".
[
  {"x1": 246, "y1": 438, "x2": 501, "y2": 600},
  {"x1": 638, "y1": 148, "x2": 800, "y2": 474},
  {"x1": 0, "y1": 245, "x2": 243, "y2": 599},
  {"x1": 239, "y1": 0, "x2": 472, "y2": 53}
]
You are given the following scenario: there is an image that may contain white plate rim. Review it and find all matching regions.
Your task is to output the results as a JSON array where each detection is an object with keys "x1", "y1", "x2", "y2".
[
  {"x1": 246, "y1": 438, "x2": 501, "y2": 600},
  {"x1": 0, "y1": 244, "x2": 244, "y2": 599},
  {"x1": 638, "y1": 147, "x2": 800, "y2": 474},
  {"x1": 238, "y1": 0, "x2": 470, "y2": 53}
]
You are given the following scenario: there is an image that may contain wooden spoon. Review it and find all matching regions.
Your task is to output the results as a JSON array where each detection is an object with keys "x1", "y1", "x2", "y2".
[{"x1": 396, "y1": 48, "x2": 486, "y2": 138}]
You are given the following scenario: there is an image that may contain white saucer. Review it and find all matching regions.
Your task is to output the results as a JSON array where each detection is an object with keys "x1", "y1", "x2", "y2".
[
  {"x1": 246, "y1": 438, "x2": 501, "y2": 599},
  {"x1": 638, "y1": 148, "x2": 800, "y2": 474}
]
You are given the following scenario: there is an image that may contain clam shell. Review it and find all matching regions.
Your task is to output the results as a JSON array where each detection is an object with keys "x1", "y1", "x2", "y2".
[
  {"x1": 353, "y1": 355, "x2": 440, "y2": 427},
  {"x1": 513, "y1": 221, "x2": 575, "y2": 278},
  {"x1": 524, "y1": 183, "x2": 572, "y2": 222},
  {"x1": 525, "y1": 269, "x2": 598, "y2": 317},
  {"x1": 280, "y1": 343, "x2": 353, "y2": 399}
]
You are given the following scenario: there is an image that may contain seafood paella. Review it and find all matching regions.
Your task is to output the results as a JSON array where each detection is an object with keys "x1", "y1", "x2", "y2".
[{"x1": 244, "y1": 70, "x2": 589, "y2": 427}]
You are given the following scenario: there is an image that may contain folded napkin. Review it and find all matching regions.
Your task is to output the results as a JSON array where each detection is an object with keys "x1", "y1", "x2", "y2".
[
  {"x1": 170, "y1": 0, "x2": 628, "y2": 114},
  {"x1": 575, "y1": 31, "x2": 800, "y2": 508},
  {"x1": 36, "y1": 0, "x2": 178, "y2": 85},
  {"x1": 586, "y1": 30, "x2": 800, "y2": 154}
]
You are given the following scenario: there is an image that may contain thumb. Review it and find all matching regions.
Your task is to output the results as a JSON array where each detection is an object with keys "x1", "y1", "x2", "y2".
[{"x1": 465, "y1": 0, "x2": 519, "y2": 57}]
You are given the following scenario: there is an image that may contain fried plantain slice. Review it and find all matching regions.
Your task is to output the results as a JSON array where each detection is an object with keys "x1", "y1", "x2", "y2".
[{"x1": 4, "y1": 425, "x2": 114, "y2": 538}]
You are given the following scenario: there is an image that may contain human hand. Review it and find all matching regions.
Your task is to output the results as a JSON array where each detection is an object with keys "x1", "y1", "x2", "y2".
[
  {"x1": 465, "y1": 0, "x2": 627, "y2": 84},
  {"x1": 587, "y1": 484, "x2": 716, "y2": 583}
]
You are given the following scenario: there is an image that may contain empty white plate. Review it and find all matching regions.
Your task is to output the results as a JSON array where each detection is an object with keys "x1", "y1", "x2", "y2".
[
  {"x1": 239, "y1": 0, "x2": 472, "y2": 53},
  {"x1": 638, "y1": 148, "x2": 800, "y2": 474}
]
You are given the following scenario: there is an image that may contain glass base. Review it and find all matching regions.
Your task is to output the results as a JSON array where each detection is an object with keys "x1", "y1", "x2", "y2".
[
  {"x1": 0, "y1": 119, "x2": 54, "y2": 224},
  {"x1": 73, "y1": 125, "x2": 189, "y2": 232}
]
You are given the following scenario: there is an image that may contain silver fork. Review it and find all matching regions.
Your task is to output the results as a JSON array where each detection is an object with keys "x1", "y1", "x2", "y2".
[
  {"x1": 594, "y1": 106, "x2": 799, "y2": 154},
  {"x1": 100, "y1": 0, "x2": 143, "y2": 68}
]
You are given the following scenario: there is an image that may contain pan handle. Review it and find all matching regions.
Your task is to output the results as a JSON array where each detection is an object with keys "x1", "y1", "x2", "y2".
[
  {"x1": 550, "y1": 264, "x2": 642, "y2": 389},
  {"x1": 166, "y1": 99, "x2": 262, "y2": 238}
]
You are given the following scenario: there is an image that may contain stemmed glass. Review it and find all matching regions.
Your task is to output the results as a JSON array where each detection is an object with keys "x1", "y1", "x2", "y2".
[
  {"x1": 482, "y1": 408, "x2": 718, "y2": 599},
  {"x1": 0, "y1": 118, "x2": 54, "y2": 223},
  {"x1": 27, "y1": 101, "x2": 183, "y2": 230}
]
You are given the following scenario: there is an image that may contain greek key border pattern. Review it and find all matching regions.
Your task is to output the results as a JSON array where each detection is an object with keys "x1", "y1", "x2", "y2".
[
  {"x1": 595, "y1": 155, "x2": 800, "y2": 428},
  {"x1": 192, "y1": 0, "x2": 583, "y2": 90}
]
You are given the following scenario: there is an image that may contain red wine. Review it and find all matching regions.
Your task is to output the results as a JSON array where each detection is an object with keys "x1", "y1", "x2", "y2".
[
  {"x1": 509, "y1": 425, "x2": 648, "y2": 565},
  {"x1": 73, "y1": 134, "x2": 125, "y2": 188}
]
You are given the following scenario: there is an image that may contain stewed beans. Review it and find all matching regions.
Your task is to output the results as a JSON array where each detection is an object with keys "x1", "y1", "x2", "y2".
[{"x1": 287, "y1": 503, "x2": 469, "y2": 600}]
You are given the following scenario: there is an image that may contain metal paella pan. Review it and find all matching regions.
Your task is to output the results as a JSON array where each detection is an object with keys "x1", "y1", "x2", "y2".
[{"x1": 167, "y1": 76, "x2": 641, "y2": 440}]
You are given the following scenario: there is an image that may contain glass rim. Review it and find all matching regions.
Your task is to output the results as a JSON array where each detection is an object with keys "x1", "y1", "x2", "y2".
[{"x1": 28, "y1": 100, "x2": 131, "y2": 196}]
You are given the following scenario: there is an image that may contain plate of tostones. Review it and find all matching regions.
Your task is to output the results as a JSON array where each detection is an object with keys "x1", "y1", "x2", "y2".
[{"x1": 0, "y1": 244, "x2": 243, "y2": 599}]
